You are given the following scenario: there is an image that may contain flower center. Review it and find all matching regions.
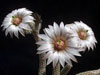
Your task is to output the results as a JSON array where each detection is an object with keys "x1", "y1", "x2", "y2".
[
  {"x1": 56, "y1": 40, "x2": 64, "y2": 49},
  {"x1": 54, "y1": 39, "x2": 66, "y2": 51},
  {"x1": 12, "y1": 16, "x2": 22, "y2": 26},
  {"x1": 78, "y1": 31, "x2": 87, "y2": 40}
]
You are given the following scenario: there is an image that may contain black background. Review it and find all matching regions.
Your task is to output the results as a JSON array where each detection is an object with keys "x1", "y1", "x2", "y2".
[{"x1": 0, "y1": 0, "x2": 100, "y2": 75}]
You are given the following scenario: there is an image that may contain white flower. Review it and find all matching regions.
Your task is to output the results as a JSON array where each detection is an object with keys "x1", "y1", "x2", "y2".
[
  {"x1": 65, "y1": 21, "x2": 97, "y2": 51},
  {"x1": 1, "y1": 8, "x2": 35, "y2": 38},
  {"x1": 36, "y1": 22, "x2": 82, "y2": 68}
]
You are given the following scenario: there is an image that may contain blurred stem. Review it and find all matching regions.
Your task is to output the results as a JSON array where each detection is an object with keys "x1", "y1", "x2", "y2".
[
  {"x1": 32, "y1": 13, "x2": 46, "y2": 75},
  {"x1": 39, "y1": 53, "x2": 46, "y2": 75},
  {"x1": 52, "y1": 62, "x2": 60, "y2": 75},
  {"x1": 76, "y1": 69, "x2": 100, "y2": 75},
  {"x1": 61, "y1": 64, "x2": 72, "y2": 75},
  {"x1": 33, "y1": 31, "x2": 46, "y2": 75}
]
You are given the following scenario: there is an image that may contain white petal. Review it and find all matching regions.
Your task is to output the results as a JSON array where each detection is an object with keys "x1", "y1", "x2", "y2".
[
  {"x1": 48, "y1": 25, "x2": 55, "y2": 38},
  {"x1": 43, "y1": 51, "x2": 51, "y2": 59},
  {"x1": 37, "y1": 44, "x2": 51, "y2": 50},
  {"x1": 17, "y1": 8, "x2": 33, "y2": 16},
  {"x1": 5, "y1": 29, "x2": 9, "y2": 36},
  {"x1": 13, "y1": 30, "x2": 19, "y2": 38},
  {"x1": 62, "y1": 52, "x2": 73, "y2": 66},
  {"x1": 9, "y1": 31, "x2": 13, "y2": 38},
  {"x1": 67, "y1": 53, "x2": 77, "y2": 62},
  {"x1": 53, "y1": 22, "x2": 60, "y2": 37},
  {"x1": 60, "y1": 22, "x2": 65, "y2": 36},
  {"x1": 5, "y1": 25, "x2": 19, "y2": 38},
  {"x1": 2, "y1": 18, "x2": 12, "y2": 30},
  {"x1": 47, "y1": 53, "x2": 54, "y2": 65},
  {"x1": 60, "y1": 22, "x2": 64, "y2": 32},
  {"x1": 23, "y1": 8, "x2": 33, "y2": 15},
  {"x1": 36, "y1": 41, "x2": 46, "y2": 45},
  {"x1": 48, "y1": 25, "x2": 54, "y2": 31},
  {"x1": 19, "y1": 29, "x2": 25, "y2": 37},
  {"x1": 67, "y1": 48, "x2": 81, "y2": 56},
  {"x1": 53, "y1": 56, "x2": 58, "y2": 68},
  {"x1": 38, "y1": 34, "x2": 48, "y2": 40},
  {"x1": 68, "y1": 37, "x2": 80, "y2": 47},
  {"x1": 19, "y1": 23, "x2": 32, "y2": 31},
  {"x1": 44, "y1": 28, "x2": 55, "y2": 39},
  {"x1": 58, "y1": 54, "x2": 65, "y2": 67},
  {"x1": 22, "y1": 16, "x2": 34, "y2": 23},
  {"x1": 65, "y1": 58, "x2": 72, "y2": 67}
]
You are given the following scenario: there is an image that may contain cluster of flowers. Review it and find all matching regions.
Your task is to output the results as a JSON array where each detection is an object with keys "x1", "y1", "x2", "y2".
[{"x1": 1, "y1": 8, "x2": 97, "y2": 68}]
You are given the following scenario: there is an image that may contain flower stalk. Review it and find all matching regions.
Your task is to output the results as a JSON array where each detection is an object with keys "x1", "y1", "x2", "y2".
[
  {"x1": 53, "y1": 62, "x2": 60, "y2": 75},
  {"x1": 32, "y1": 13, "x2": 46, "y2": 75},
  {"x1": 61, "y1": 64, "x2": 72, "y2": 75}
]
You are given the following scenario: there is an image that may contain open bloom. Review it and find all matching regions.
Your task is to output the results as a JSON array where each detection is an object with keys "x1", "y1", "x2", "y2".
[
  {"x1": 36, "y1": 22, "x2": 82, "y2": 68},
  {"x1": 1, "y1": 8, "x2": 35, "y2": 38},
  {"x1": 65, "y1": 21, "x2": 97, "y2": 51}
]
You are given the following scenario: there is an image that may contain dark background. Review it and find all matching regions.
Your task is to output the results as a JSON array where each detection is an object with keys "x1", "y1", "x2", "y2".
[{"x1": 0, "y1": 0, "x2": 100, "y2": 75}]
